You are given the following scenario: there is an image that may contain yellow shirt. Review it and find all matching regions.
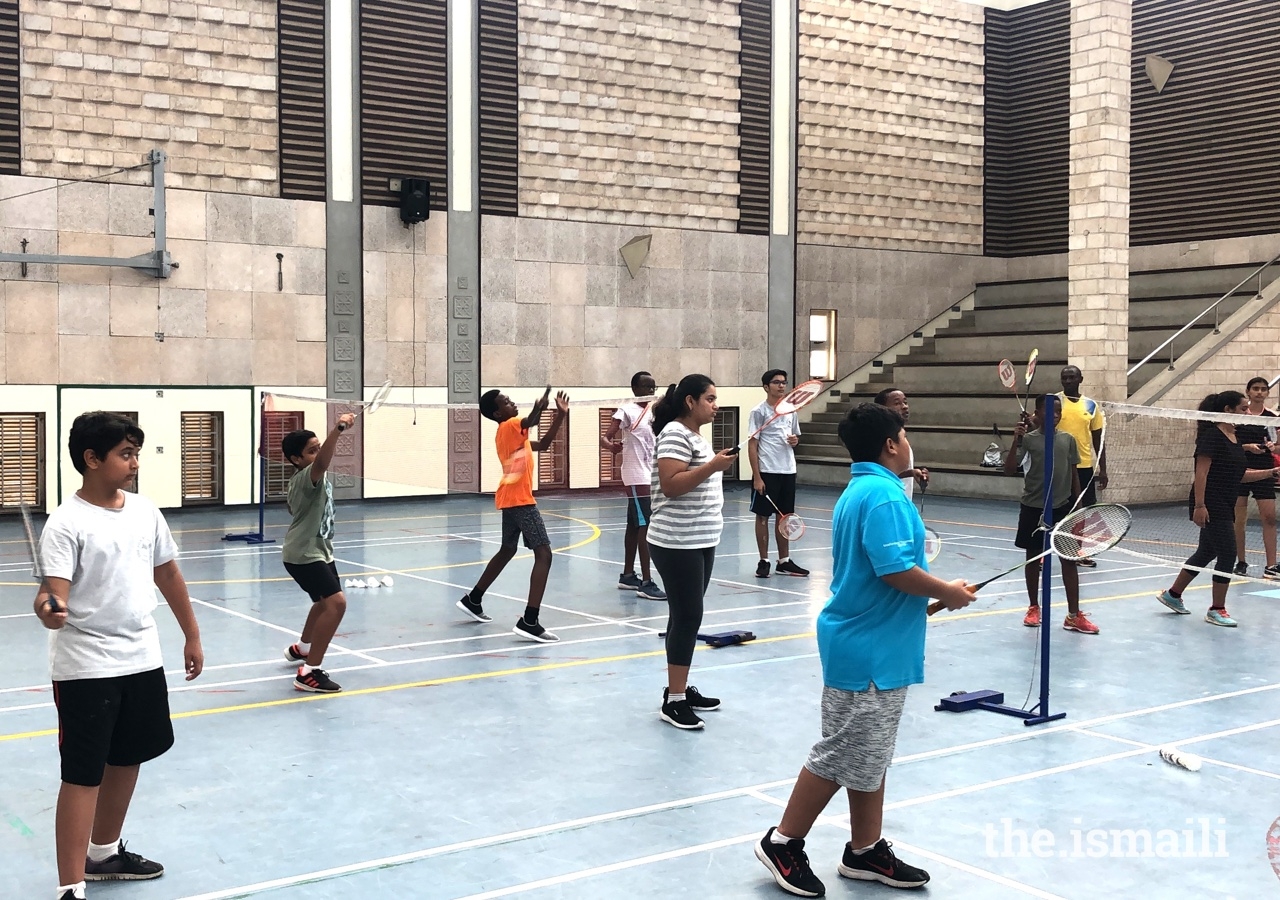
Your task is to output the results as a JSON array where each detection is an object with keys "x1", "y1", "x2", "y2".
[{"x1": 1056, "y1": 393, "x2": 1105, "y2": 468}]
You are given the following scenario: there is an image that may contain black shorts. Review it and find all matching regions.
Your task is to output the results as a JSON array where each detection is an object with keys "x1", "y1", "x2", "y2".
[
  {"x1": 1015, "y1": 503, "x2": 1073, "y2": 552},
  {"x1": 1238, "y1": 469, "x2": 1277, "y2": 501},
  {"x1": 502, "y1": 504, "x2": 550, "y2": 549},
  {"x1": 54, "y1": 667, "x2": 174, "y2": 787},
  {"x1": 624, "y1": 485, "x2": 652, "y2": 528},
  {"x1": 750, "y1": 472, "x2": 797, "y2": 517},
  {"x1": 1075, "y1": 467, "x2": 1098, "y2": 508},
  {"x1": 284, "y1": 560, "x2": 343, "y2": 603}
]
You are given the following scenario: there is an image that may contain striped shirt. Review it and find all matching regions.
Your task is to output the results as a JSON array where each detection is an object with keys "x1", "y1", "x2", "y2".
[{"x1": 647, "y1": 422, "x2": 724, "y2": 549}]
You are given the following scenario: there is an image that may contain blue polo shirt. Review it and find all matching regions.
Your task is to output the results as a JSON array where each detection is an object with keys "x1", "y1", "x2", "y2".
[{"x1": 817, "y1": 462, "x2": 928, "y2": 692}]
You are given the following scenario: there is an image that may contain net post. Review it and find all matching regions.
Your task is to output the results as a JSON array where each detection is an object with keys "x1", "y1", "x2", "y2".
[
  {"x1": 224, "y1": 402, "x2": 276, "y2": 545},
  {"x1": 1026, "y1": 393, "x2": 1066, "y2": 725}
]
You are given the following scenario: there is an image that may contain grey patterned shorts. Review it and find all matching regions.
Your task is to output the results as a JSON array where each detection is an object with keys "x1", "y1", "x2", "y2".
[
  {"x1": 501, "y1": 504, "x2": 550, "y2": 549},
  {"x1": 805, "y1": 684, "x2": 909, "y2": 792}
]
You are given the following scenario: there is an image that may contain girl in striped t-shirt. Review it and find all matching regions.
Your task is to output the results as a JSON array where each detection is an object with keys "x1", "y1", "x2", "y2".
[{"x1": 647, "y1": 374, "x2": 738, "y2": 730}]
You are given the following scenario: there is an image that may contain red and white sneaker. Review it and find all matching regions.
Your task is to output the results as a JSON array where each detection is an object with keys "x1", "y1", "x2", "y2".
[
  {"x1": 1022, "y1": 605, "x2": 1041, "y2": 627},
  {"x1": 1063, "y1": 611, "x2": 1099, "y2": 634}
]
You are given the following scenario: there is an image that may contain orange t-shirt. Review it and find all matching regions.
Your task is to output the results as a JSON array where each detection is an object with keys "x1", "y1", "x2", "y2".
[{"x1": 495, "y1": 416, "x2": 535, "y2": 509}]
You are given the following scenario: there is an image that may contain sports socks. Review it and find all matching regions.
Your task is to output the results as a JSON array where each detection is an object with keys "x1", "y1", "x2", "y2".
[
  {"x1": 851, "y1": 841, "x2": 878, "y2": 855},
  {"x1": 667, "y1": 692, "x2": 686, "y2": 703},
  {"x1": 770, "y1": 830, "x2": 797, "y2": 845},
  {"x1": 296, "y1": 641, "x2": 311, "y2": 654},
  {"x1": 87, "y1": 840, "x2": 118, "y2": 862},
  {"x1": 57, "y1": 883, "x2": 86, "y2": 899}
]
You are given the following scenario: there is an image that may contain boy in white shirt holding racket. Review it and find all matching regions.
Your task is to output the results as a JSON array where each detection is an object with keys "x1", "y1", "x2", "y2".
[
  {"x1": 600, "y1": 371, "x2": 666, "y2": 600},
  {"x1": 749, "y1": 369, "x2": 809, "y2": 578},
  {"x1": 33, "y1": 412, "x2": 204, "y2": 900}
]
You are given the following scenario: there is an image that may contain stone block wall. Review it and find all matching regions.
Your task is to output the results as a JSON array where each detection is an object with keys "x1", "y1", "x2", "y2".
[
  {"x1": 517, "y1": 0, "x2": 742, "y2": 229},
  {"x1": 481, "y1": 216, "x2": 768, "y2": 388},
  {"x1": 0, "y1": 175, "x2": 325, "y2": 385},
  {"x1": 18, "y1": 0, "x2": 278, "y2": 195},
  {"x1": 797, "y1": 0, "x2": 984, "y2": 252}
]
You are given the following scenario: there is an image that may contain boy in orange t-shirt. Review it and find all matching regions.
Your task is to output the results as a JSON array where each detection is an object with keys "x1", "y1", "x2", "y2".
[{"x1": 456, "y1": 386, "x2": 569, "y2": 642}]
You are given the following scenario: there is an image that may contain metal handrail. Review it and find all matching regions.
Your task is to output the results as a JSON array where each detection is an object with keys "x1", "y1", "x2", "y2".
[{"x1": 1126, "y1": 250, "x2": 1280, "y2": 377}]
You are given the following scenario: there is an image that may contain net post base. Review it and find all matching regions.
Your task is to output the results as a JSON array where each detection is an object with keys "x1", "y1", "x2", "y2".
[
  {"x1": 223, "y1": 532, "x2": 275, "y2": 545},
  {"x1": 934, "y1": 689, "x2": 1065, "y2": 726}
]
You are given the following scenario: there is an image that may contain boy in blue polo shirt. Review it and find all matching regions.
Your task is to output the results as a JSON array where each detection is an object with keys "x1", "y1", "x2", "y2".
[{"x1": 755, "y1": 403, "x2": 973, "y2": 897}]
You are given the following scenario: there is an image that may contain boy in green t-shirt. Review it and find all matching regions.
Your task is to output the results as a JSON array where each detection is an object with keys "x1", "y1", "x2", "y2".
[{"x1": 280, "y1": 412, "x2": 355, "y2": 693}]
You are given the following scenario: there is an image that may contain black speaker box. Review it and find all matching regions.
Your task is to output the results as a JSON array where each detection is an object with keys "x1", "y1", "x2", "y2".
[{"x1": 399, "y1": 178, "x2": 430, "y2": 225}]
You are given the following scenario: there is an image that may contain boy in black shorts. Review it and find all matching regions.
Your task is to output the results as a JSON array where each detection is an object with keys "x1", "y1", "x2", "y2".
[
  {"x1": 1004, "y1": 395, "x2": 1095, "y2": 633},
  {"x1": 281, "y1": 411, "x2": 356, "y2": 693},
  {"x1": 749, "y1": 369, "x2": 809, "y2": 578},
  {"x1": 456, "y1": 386, "x2": 568, "y2": 642},
  {"x1": 34, "y1": 412, "x2": 204, "y2": 900}
]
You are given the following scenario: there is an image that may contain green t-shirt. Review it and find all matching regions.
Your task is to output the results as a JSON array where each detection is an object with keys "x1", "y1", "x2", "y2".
[
  {"x1": 282, "y1": 464, "x2": 334, "y2": 564},
  {"x1": 1018, "y1": 430, "x2": 1080, "y2": 508}
]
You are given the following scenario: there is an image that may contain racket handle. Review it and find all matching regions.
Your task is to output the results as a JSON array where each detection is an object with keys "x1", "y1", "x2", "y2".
[
  {"x1": 337, "y1": 423, "x2": 346, "y2": 432},
  {"x1": 926, "y1": 584, "x2": 979, "y2": 617}
]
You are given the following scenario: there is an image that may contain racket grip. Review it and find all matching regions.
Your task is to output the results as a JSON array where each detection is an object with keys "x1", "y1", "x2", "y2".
[
  {"x1": 927, "y1": 584, "x2": 979, "y2": 617},
  {"x1": 337, "y1": 423, "x2": 346, "y2": 432}
]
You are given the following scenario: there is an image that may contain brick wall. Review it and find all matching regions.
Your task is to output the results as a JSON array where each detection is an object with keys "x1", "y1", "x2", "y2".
[
  {"x1": 798, "y1": 0, "x2": 985, "y2": 251},
  {"x1": 19, "y1": 0, "x2": 278, "y2": 195},
  {"x1": 517, "y1": 0, "x2": 742, "y2": 229}
]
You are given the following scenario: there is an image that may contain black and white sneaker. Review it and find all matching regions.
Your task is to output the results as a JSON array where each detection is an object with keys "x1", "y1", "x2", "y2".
[
  {"x1": 513, "y1": 618, "x2": 559, "y2": 643},
  {"x1": 1265, "y1": 564, "x2": 1280, "y2": 580},
  {"x1": 1233, "y1": 560, "x2": 1248, "y2": 576},
  {"x1": 618, "y1": 572, "x2": 643, "y2": 590},
  {"x1": 756, "y1": 560, "x2": 772, "y2": 578},
  {"x1": 685, "y1": 685, "x2": 720, "y2": 711},
  {"x1": 838, "y1": 838, "x2": 929, "y2": 888},
  {"x1": 660, "y1": 694, "x2": 704, "y2": 730},
  {"x1": 1076, "y1": 557, "x2": 1097, "y2": 568},
  {"x1": 84, "y1": 840, "x2": 165, "y2": 881},
  {"x1": 776, "y1": 559, "x2": 810, "y2": 577},
  {"x1": 294, "y1": 667, "x2": 342, "y2": 693},
  {"x1": 456, "y1": 594, "x2": 492, "y2": 623},
  {"x1": 755, "y1": 827, "x2": 825, "y2": 897},
  {"x1": 284, "y1": 643, "x2": 307, "y2": 663}
]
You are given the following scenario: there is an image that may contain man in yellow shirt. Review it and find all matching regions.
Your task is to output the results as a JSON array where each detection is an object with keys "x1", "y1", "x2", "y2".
[{"x1": 1058, "y1": 365, "x2": 1107, "y2": 566}]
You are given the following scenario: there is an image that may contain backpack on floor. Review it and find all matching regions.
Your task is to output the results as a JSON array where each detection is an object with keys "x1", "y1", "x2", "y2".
[{"x1": 980, "y1": 423, "x2": 1005, "y2": 468}]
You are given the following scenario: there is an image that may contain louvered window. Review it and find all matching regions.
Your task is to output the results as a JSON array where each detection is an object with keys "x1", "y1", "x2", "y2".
[
  {"x1": 738, "y1": 0, "x2": 771, "y2": 235},
  {"x1": 537, "y1": 408, "x2": 568, "y2": 490},
  {"x1": 0, "y1": 414, "x2": 44, "y2": 511},
  {"x1": 478, "y1": 0, "x2": 518, "y2": 216},
  {"x1": 279, "y1": 0, "x2": 327, "y2": 201},
  {"x1": 711, "y1": 408, "x2": 739, "y2": 482},
  {"x1": 0, "y1": 0, "x2": 18, "y2": 175},
  {"x1": 598, "y1": 408, "x2": 623, "y2": 488},
  {"x1": 361, "y1": 0, "x2": 447, "y2": 209},
  {"x1": 180, "y1": 412, "x2": 223, "y2": 506},
  {"x1": 263, "y1": 410, "x2": 304, "y2": 500}
]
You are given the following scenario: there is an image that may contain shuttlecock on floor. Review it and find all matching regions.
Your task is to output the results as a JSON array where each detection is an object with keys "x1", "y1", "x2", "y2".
[
  {"x1": 1159, "y1": 746, "x2": 1202, "y2": 772},
  {"x1": 364, "y1": 577, "x2": 381, "y2": 589},
  {"x1": 381, "y1": 575, "x2": 394, "y2": 587},
  {"x1": 344, "y1": 579, "x2": 358, "y2": 590}
]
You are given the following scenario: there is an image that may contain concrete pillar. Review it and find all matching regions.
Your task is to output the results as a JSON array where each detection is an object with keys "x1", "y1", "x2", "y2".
[
  {"x1": 1067, "y1": 0, "x2": 1131, "y2": 401},
  {"x1": 767, "y1": 0, "x2": 797, "y2": 374}
]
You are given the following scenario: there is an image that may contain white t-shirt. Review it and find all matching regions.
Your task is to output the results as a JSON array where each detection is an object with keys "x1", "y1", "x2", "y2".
[
  {"x1": 39, "y1": 492, "x2": 179, "y2": 681},
  {"x1": 648, "y1": 422, "x2": 724, "y2": 550},
  {"x1": 748, "y1": 399, "x2": 800, "y2": 475},
  {"x1": 612, "y1": 402, "x2": 656, "y2": 487}
]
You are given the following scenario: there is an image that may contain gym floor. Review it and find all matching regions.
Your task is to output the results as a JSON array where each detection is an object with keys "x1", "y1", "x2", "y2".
[{"x1": 2, "y1": 486, "x2": 1278, "y2": 899}]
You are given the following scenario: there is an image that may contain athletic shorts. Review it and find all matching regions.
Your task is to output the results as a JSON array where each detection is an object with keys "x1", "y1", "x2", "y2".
[
  {"x1": 624, "y1": 484, "x2": 652, "y2": 528},
  {"x1": 284, "y1": 560, "x2": 343, "y2": 603},
  {"x1": 1015, "y1": 503, "x2": 1073, "y2": 552},
  {"x1": 502, "y1": 504, "x2": 550, "y2": 549},
  {"x1": 750, "y1": 472, "x2": 796, "y2": 517},
  {"x1": 1238, "y1": 469, "x2": 1277, "y2": 501},
  {"x1": 1075, "y1": 467, "x2": 1098, "y2": 508},
  {"x1": 54, "y1": 667, "x2": 174, "y2": 787},
  {"x1": 805, "y1": 685, "x2": 908, "y2": 792}
]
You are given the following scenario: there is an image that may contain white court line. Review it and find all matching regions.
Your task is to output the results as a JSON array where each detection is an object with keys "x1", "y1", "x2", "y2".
[{"x1": 188, "y1": 598, "x2": 385, "y2": 664}]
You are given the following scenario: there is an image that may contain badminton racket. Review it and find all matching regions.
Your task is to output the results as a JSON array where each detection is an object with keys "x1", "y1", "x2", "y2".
[
  {"x1": 924, "y1": 526, "x2": 942, "y2": 564},
  {"x1": 758, "y1": 492, "x2": 805, "y2": 541},
  {"x1": 732, "y1": 379, "x2": 825, "y2": 453},
  {"x1": 338, "y1": 379, "x2": 394, "y2": 431},
  {"x1": 628, "y1": 401, "x2": 653, "y2": 433},
  {"x1": 21, "y1": 503, "x2": 61, "y2": 613},
  {"x1": 926, "y1": 503, "x2": 1130, "y2": 616},
  {"x1": 1022, "y1": 348, "x2": 1039, "y2": 413},
  {"x1": 997, "y1": 358, "x2": 1019, "y2": 412}
]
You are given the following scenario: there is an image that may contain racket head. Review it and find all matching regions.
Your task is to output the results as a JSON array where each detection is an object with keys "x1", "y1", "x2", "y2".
[
  {"x1": 366, "y1": 379, "x2": 394, "y2": 414},
  {"x1": 773, "y1": 379, "x2": 825, "y2": 416},
  {"x1": 777, "y1": 513, "x2": 806, "y2": 542},
  {"x1": 997, "y1": 358, "x2": 1017, "y2": 390},
  {"x1": 1025, "y1": 348, "x2": 1039, "y2": 387},
  {"x1": 19, "y1": 502, "x2": 41, "y2": 579},
  {"x1": 924, "y1": 527, "x2": 942, "y2": 563},
  {"x1": 1050, "y1": 503, "x2": 1130, "y2": 560}
]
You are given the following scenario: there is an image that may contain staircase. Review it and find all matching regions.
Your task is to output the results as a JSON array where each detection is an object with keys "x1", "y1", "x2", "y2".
[{"x1": 797, "y1": 264, "x2": 1277, "y2": 498}]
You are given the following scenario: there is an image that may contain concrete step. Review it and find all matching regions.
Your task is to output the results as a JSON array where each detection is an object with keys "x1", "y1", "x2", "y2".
[
  {"x1": 796, "y1": 457, "x2": 1024, "y2": 501},
  {"x1": 920, "y1": 325, "x2": 1217, "y2": 364},
  {"x1": 971, "y1": 264, "x2": 1268, "y2": 309}
]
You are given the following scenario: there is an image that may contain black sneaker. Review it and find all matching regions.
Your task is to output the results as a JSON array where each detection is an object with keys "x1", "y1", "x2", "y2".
[
  {"x1": 756, "y1": 560, "x2": 771, "y2": 578},
  {"x1": 456, "y1": 593, "x2": 492, "y2": 623},
  {"x1": 776, "y1": 559, "x2": 810, "y2": 577},
  {"x1": 294, "y1": 667, "x2": 342, "y2": 693},
  {"x1": 284, "y1": 643, "x2": 306, "y2": 663},
  {"x1": 1265, "y1": 564, "x2": 1280, "y2": 580},
  {"x1": 1233, "y1": 560, "x2": 1248, "y2": 576},
  {"x1": 84, "y1": 840, "x2": 164, "y2": 881},
  {"x1": 838, "y1": 838, "x2": 929, "y2": 888},
  {"x1": 660, "y1": 694, "x2": 704, "y2": 730},
  {"x1": 755, "y1": 827, "x2": 825, "y2": 897},
  {"x1": 513, "y1": 618, "x2": 559, "y2": 643},
  {"x1": 685, "y1": 685, "x2": 720, "y2": 711},
  {"x1": 618, "y1": 572, "x2": 643, "y2": 590},
  {"x1": 59, "y1": 891, "x2": 83, "y2": 900},
  {"x1": 1076, "y1": 557, "x2": 1097, "y2": 568}
]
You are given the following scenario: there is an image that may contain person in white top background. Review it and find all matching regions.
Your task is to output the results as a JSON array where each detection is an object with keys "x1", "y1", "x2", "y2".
[
  {"x1": 749, "y1": 369, "x2": 809, "y2": 578},
  {"x1": 601, "y1": 370, "x2": 666, "y2": 600}
]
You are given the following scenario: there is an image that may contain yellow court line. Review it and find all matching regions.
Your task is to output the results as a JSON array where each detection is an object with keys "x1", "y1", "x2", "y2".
[{"x1": 0, "y1": 580, "x2": 1207, "y2": 744}]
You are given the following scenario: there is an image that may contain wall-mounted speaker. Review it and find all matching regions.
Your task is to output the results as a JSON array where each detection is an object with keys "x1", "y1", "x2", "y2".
[{"x1": 399, "y1": 178, "x2": 430, "y2": 225}]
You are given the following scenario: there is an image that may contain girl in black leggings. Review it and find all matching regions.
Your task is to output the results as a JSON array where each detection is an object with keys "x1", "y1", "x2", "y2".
[{"x1": 1158, "y1": 391, "x2": 1280, "y2": 627}]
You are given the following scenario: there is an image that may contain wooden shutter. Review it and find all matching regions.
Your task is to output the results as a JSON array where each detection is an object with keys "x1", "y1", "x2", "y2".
[
  {"x1": 0, "y1": 413, "x2": 44, "y2": 510},
  {"x1": 598, "y1": 408, "x2": 622, "y2": 487},
  {"x1": 737, "y1": 0, "x2": 771, "y2": 235},
  {"x1": 180, "y1": 412, "x2": 223, "y2": 506},
  {"x1": 983, "y1": 0, "x2": 1070, "y2": 257},
  {"x1": 537, "y1": 408, "x2": 568, "y2": 490},
  {"x1": 0, "y1": 0, "x2": 18, "y2": 175},
  {"x1": 360, "y1": 0, "x2": 447, "y2": 208},
  {"x1": 711, "y1": 408, "x2": 739, "y2": 481},
  {"x1": 279, "y1": 0, "x2": 327, "y2": 201},
  {"x1": 263, "y1": 410, "x2": 304, "y2": 500},
  {"x1": 478, "y1": 0, "x2": 518, "y2": 216}
]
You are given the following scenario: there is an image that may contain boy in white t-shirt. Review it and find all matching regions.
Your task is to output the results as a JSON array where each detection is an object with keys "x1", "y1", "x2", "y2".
[
  {"x1": 33, "y1": 412, "x2": 204, "y2": 900},
  {"x1": 748, "y1": 369, "x2": 809, "y2": 578},
  {"x1": 600, "y1": 371, "x2": 666, "y2": 600}
]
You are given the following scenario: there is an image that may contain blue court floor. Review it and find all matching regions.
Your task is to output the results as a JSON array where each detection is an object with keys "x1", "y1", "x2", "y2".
[{"x1": 2, "y1": 485, "x2": 1278, "y2": 899}]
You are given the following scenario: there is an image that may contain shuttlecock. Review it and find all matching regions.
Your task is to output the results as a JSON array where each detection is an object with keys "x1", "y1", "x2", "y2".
[
  {"x1": 381, "y1": 575, "x2": 394, "y2": 587},
  {"x1": 1159, "y1": 746, "x2": 1202, "y2": 772},
  {"x1": 344, "y1": 579, "x2": 358, "y2": 590},
  {"x1": 365, "y1": 577, "x2": 381, "y2": 589}
]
